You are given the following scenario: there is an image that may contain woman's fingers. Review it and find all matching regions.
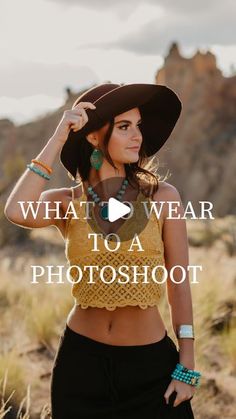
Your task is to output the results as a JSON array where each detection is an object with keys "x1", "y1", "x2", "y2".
[
  {"x1": 52, "y1": 102, "x2": 96, "y2": 144},
  {"x1": 70, "y1": 108, "x2": 89, "y2": 132},
  {"x1": 70, "y1": 101, "x2": 96, "y2": 132},
  {"x1": 164, "y1": 380, "x2": 194, "y2": 407},
  {"x1": 164, "y1": 381, "x2": 175, "y2": 404},
  {"x1": 73, "y1": 101, "x2": 96, "y2": 110},
  {"x1": 173, "y1": 391, "x2": 193, "y2": 407},
  {"x1": 75, "y1": 107, "x2": 88, "y2": 123}
]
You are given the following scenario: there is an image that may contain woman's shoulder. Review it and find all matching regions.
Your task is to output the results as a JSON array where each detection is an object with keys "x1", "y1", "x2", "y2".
[
  {"x1": 151, "y1": 181, "x2": 182, "y2": 224},
  {"x1": 153, "y1": 180, "x2": 182, "y2": 202}
]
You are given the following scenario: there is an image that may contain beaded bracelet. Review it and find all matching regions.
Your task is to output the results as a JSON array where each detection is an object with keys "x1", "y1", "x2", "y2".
[
  {"x1": 27, "y1": 163, "x2": 51, "y2": 180},
  {"x1": 171, "y1": 363, "x2": 201, "y2": 388},
  {"x1": 31, "y1": 159, "x2": 53, "y2": 174}
]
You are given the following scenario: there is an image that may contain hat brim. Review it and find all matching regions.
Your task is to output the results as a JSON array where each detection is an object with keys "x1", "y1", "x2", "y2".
[{"x1": 60, "y1": 83, "x2": 182, "y2": 179}]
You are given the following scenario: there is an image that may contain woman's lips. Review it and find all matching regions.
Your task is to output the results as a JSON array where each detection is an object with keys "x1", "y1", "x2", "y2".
[{"x1": 127, "y1": 147, "x2": 140, "y2": 150}]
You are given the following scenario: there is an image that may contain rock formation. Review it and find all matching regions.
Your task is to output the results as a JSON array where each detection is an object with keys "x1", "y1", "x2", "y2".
[{"x1": 155, "y1": 42, "x2": 236, "y2": 216}]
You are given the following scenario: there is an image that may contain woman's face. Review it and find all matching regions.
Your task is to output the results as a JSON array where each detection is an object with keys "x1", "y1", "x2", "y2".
[{"x1": 98, "y1": 107, "x2": 143, "y2": 165}]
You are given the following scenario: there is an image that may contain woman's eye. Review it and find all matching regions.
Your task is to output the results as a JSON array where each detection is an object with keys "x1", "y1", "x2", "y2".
[
  {"x1": 119, "y1": 123, "x2": 142, "y2": 130},
  {"x1": 119, "y1": 124, "x2": 129, "y2": 130}
]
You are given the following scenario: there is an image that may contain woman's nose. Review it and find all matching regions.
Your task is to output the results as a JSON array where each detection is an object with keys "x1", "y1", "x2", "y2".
[{"x1": 131, "y1": 126, "x2": 142, "y2": 141}]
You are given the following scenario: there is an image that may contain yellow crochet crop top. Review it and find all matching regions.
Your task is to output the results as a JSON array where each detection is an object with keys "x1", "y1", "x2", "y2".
[{"x1": 64, "y1": 185, "x2": 166, "y2": 311}]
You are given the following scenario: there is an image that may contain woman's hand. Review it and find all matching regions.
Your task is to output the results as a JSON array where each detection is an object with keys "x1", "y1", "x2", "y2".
[
  {"x1": 164, "y1": 379, "x2": 195, "y2": 407},
  {"x1": 52, "y1": 101, "x2": 96, "y2": 145}
]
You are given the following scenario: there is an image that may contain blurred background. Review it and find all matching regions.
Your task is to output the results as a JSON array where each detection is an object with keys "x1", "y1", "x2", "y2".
[{"x1": 0, "y1": 0, "x2": 236, "y2": 418}]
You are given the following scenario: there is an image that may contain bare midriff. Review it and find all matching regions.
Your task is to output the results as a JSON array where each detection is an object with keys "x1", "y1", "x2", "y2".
[
  {"x1": 66, "y1": 304, "x2": 166, "y2": 346},
  {"x1": 62, "y1": 186, "x2": 166, "y2": 346}
]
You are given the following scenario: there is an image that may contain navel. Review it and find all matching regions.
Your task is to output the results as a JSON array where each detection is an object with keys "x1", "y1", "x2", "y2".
[{"x1": 108, "y1": 320, "x2": 113, "y2": 332}]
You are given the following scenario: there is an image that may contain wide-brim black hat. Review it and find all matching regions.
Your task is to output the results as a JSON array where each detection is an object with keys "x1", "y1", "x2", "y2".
[{"x1": 60, "y1": 83, "x2": 182, "y2": 179}]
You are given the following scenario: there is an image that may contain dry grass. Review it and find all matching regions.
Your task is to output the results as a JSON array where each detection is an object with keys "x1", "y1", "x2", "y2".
[
  {"x1": 221, "y1": 328, "x2": 236, "y2": 373},
  {"x1": 0, "y1": 353, "x2": 26, "y2": 404},
  {"x1": 0, "y1": 370, "x2": 51, "y2": 418},
  {"x1": 0, "y1": 369, "x2": 30, "y2": 419}
]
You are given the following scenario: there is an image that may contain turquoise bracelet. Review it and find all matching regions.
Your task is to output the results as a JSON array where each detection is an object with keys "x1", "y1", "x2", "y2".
[
  {"x1": 27, "y1": 163, "x2": 50, "y2": 180},
  {"x1": 171, "y1": 363, "x2": 201, "y2": 388}
]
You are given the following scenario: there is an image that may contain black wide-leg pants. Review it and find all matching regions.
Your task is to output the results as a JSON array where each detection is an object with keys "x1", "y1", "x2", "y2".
[{"x1": 50, "y1": 324, "x2": 194, "y2": 419}]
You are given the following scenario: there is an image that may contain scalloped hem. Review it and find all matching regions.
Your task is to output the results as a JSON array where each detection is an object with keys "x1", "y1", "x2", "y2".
[{"x1": 74, "y1": 301, "x2": 160, "y2": 311}]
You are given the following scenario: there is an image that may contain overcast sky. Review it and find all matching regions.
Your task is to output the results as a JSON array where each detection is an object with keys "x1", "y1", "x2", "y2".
[{"x1": 1, "y1": 0, "x2": 236, "y2": 125}]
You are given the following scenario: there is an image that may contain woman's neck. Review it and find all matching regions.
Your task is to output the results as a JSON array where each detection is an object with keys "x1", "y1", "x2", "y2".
[{"x1": 86, "y1": 160, "x2": 126, "y2": 196}]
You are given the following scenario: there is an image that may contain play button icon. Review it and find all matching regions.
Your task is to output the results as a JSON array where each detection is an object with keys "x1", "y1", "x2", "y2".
[
  {"x1": 85, "y1": 177, "x2": 150, "y2": 242},
  {"x1": 108, "y1": 198, "x2": 131, "y2": 222}
]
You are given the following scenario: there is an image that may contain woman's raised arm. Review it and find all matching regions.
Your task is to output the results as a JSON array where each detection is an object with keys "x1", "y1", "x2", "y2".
[{"x1": 4, "y1": 102, "x2": 96, "y2": 228}]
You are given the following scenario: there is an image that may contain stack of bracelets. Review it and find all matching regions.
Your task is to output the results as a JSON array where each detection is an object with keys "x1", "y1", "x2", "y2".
[
  {"x1": 27, "y1": 159, "x2": 53, "y2": 180},
  {"x1": 170, "y1": 324, "x2": 201, "y2": 388},
  {"x1": 171, "y1": 363, "x2": 201, "y2": 388}
]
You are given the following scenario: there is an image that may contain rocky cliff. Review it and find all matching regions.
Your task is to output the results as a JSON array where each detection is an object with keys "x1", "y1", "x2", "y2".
[{"x1": 155, "y1": 42, "x2": 236, "y2": 216}]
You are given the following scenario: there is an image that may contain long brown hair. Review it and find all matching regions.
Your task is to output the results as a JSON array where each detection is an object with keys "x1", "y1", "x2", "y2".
[{"x1": 68, "y1": 119, "x2": 161, "y2": 198}]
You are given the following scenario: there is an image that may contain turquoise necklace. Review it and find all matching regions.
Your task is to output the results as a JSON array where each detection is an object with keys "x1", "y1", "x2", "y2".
[{"x1": 87, "y1": 178, "x2": 129, "y2": 221}]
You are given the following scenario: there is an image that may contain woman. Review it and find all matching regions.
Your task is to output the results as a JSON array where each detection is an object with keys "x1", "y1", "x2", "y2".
[{"x1": 4, "y1": 83, "x2": 200, "y2": 418}]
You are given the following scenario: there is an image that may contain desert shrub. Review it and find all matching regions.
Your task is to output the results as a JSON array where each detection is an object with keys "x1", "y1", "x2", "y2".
[{"x1": 0, "y1": 203, "x2": 30, "y2": 247}]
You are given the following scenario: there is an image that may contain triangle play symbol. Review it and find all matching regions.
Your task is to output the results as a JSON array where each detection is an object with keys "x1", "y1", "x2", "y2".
[{"x1": 108, "y1": 198, "x2": 131, "y2": 222}]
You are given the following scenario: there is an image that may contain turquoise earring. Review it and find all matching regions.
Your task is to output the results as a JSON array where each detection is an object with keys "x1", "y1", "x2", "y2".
[{"x1": 90, "y1": 148, "x2": 103, "y2": 170}]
